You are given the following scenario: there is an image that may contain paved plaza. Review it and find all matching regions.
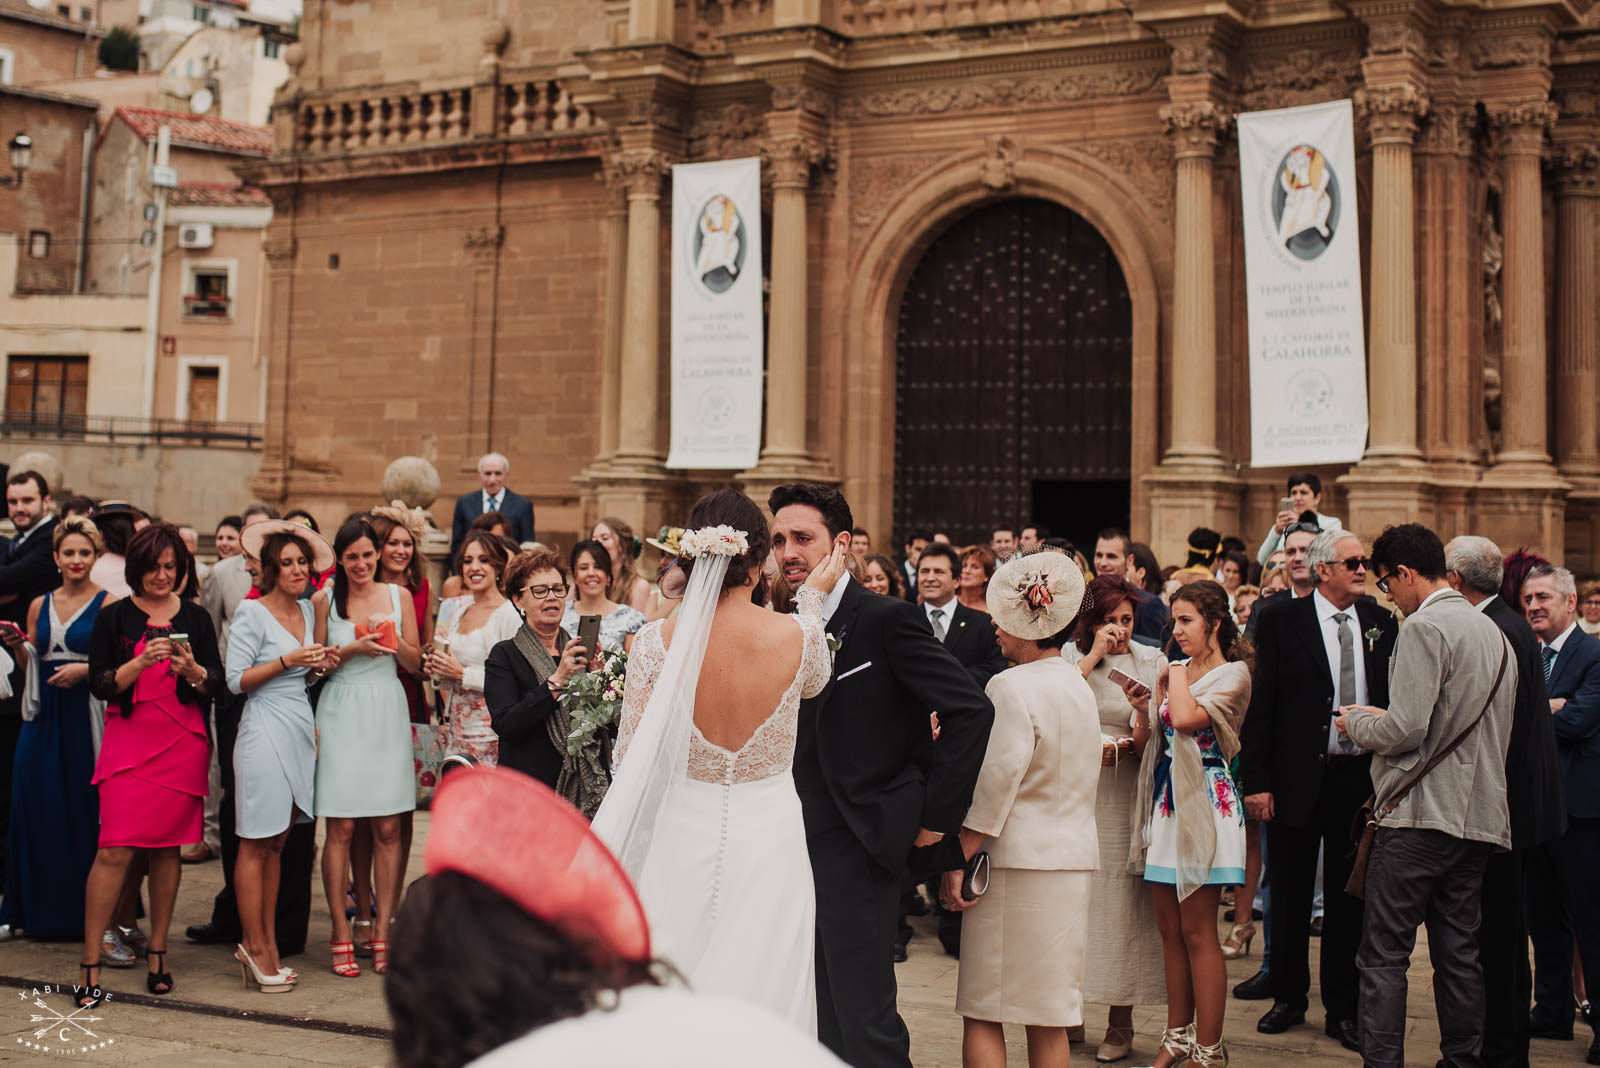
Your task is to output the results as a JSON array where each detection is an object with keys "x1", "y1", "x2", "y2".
[{"x1": 0, "y1": 815, "x2": 1590, "y2": 1066}]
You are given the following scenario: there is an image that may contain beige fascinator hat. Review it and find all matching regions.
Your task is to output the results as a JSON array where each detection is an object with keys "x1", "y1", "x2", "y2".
[
  {"x1": 241, "y1": 519, "x2": 336, "y2": 573},
  {"x1": 986, "y1": 548, "x2": 1089, "y2": 640},
  {"x1": 371, "y1": 499, "x2": 428, "y2": 543}
]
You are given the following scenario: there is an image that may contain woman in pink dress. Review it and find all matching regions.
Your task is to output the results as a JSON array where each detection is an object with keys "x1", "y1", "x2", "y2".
[{"x1": 80, "y1": 525, "x2": 223, "y2": 1007}]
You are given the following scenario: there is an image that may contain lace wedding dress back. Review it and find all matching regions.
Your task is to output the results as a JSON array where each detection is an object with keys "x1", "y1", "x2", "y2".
[{"x1": 597, "y1": 585, "x2": 831, "y2": 1034}]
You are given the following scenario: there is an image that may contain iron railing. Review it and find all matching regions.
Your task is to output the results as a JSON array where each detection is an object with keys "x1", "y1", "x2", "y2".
[{"x1": 0, "y1": 412, "x2": 263, "y2": 448}]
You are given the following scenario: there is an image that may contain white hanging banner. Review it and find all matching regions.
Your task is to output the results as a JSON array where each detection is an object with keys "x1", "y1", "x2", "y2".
[
  {"x1": 667, "y1": 157, "x2": 764, "y2": 470},
  {"x1": 1237, "y1": 99, "x2": 1369, "y2": 467}
]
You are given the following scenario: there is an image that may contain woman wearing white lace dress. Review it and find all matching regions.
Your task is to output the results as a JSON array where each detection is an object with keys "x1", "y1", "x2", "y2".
[
  {"x1": 592, "y1": 489, "x2": 843, "y2": 1036},
  {"x1": 429, "y1": 531, "x2": 520, "y2": 764}
]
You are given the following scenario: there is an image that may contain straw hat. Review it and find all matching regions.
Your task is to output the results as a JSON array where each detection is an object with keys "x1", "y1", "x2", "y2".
[
  {"x1": 985, "y1": 548, "x2": 1088, "y2": 640},
  {"x1": 425, "y1": 765, "x2": 651, "y2": 964},
  {"x1": 240, "y1": 518, "x2": 335, "y2": 573},
  {"x1": 645, "y1": 525, "x2": 685, "y2": 557}
]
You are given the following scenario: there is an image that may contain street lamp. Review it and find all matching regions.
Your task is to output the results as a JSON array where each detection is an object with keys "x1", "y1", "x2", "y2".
[{"x1": 0, "y1": 133, "x2": 31, "y2": 190}]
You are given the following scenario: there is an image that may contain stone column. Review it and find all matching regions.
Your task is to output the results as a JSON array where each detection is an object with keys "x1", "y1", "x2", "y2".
[
  {"x1": 250, "y1": 236, "x2": 298, "y2": 502},
  {"x1": 1158, "y1": 101, "x2": 1229, "y2": 469},
  {"x1": 1354, "y1": 85, "x2": 1427, "y2": 466},
  {"x1": 1489, "y1": 100, "x2": 1559, "y2": 471},
  {"x1": 462, "y1": 225, "x2": 504, "y2": 463},
  {"x1": 1552, "y1": 142, "x2": 1600, "y2": 480},
  {"x1": 597, "y1": 166, "x2": 630, "y2": 464},
  {"x1": 612, "y1": 148, "x2": 670, "y2": 472}
]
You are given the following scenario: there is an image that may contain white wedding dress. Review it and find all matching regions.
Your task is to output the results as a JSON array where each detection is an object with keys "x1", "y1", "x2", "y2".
[{"x1": 595, "y1": 584, "x2": 831, "y2": 1034}]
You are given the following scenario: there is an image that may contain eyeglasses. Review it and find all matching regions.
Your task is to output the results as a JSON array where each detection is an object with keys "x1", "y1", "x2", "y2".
[
  {"x1": 1374, "y1": 569, "x2": 1398, "y2": 595},
  {"x1": 520, "y1": 583, "x2": 568, "y2": 600}
]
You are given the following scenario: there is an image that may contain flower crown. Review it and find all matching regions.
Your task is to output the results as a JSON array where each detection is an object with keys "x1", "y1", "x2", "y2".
[{"x1": 678, "y1": 525, "x2": 750, "y2": 559}]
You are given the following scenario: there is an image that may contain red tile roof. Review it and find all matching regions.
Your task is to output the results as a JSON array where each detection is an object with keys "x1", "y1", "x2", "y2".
[
  {"x1": 0, "y1": 0, "x2": 104, "y2": 36},
  {"x1": 167, "y1": 182, "x2": 272, "y2": 207},
  {"x1": 113, "y1": 106, "x2": 273, "y2": 158}
]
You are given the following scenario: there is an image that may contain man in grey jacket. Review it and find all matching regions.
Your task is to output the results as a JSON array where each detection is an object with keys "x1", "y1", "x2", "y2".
[{"x1": 1335, "y1": 523, "x2": 1517, "y2": 1068}]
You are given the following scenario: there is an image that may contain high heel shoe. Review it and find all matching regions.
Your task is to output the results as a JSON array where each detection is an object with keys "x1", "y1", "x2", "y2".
[
  {"x1": 73, "y1": 961, "x2": 104, "y2": 1009},
  {"x1": 370, "y1": 939, "x2": 389, "y2": 976},
  {"x1": 1220, "y1": 921, "x2": 1256, "y2": 960},
  {"x1": 145, "y1": 949, "x2": 173, "y2": 995},
  {"x1": 330, "y1": 941, "x2": 360, "y2": 978},
  {"x1": 1133, "y1": 1023, "x2": 1195, "y2": 1068},
  {"x1": 235, "y1": 944, "x2": 294, "y2": 993},
  {"x1": 1190, "y1": 1037, "x2": 1228, "y2": 1067}
]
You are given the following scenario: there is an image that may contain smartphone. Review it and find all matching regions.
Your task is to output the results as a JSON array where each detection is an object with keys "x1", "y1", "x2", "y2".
[
  {"x1": 1279, "y1": 496, "x2": 1295, "y2": 514},
  {"x1": 169, "y1": 632, "x2": 190, "y2": 651},
  {"x1": 1106, "y1": 666, "x2": 1147, "y2": 694},
  {"x1": 577, "y1": 614, "x2": 602, "y2": 665},
  {"x1": 0, "y1": 620, "x2": 24, "y2": 643}
]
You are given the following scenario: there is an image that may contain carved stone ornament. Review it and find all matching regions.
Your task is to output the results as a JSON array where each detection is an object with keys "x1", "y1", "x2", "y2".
[
  {"x1": 1549, "y1": 143, "x2": 1600, "y2": 196},
  {"x1": 687, "y1": 102, "x2": 765, "y2": 162},
  {"x1": 1076, "y1": 138, "x2": 1177, "y2": 227},
  {"x1": 1169, "y1": 41, "x2": 1230, "y2": 79},
  {"x1": 263, "y1": 239, "x2": 297, "y2": 265},
  {"x1": 1416, "y1": 104, "x2": 1477, "y2": 157},
  {"x1": 1159, "y1": 101, "x2": 1231, "y2": 158},
  {"x1": 605, "y1": 148, "x2": 673, "y2": 197},
  {"x1": 762, "y1": 137, "x2": 828, "y2": 189},
  {"x1": 1365, "y1": 21, "x2": 1427, "y2": 57},
  {"x1": 463, "y1": 225, "x2": 504, "y2": 263},
  {"x1": 1489, "y1": 100, "x2": 1559, "y2": 155},
  {"x1": 1558, "y1": 89, "x2": 1600, "y2": 120},
  {"x1": 1354, "y1": 85, "x2": 1430, "y2": 145},
  {"x1": 978, "y1": 136, "x2": 1020, "y2": 191},
  {"x1": 1238, "y1": 49, "x2": 1361, "y2": 109},
  {"x1": 838, "y1": 67, "x2": 1164, "y2": 120},
  {"x1": 1469, "y1": 35, "x2": 1551, "y2": 70},
  {"x1": 847, "y1": 152, "x2": 947, "y2": 234},
  {"x1": 769, "y1": 82, "x2": 833, "y2": 119}
]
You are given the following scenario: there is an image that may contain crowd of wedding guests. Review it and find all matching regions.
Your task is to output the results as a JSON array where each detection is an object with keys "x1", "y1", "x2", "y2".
[{"x1": 0, "y1": 459, "x2": 1596, "y2": 1068}]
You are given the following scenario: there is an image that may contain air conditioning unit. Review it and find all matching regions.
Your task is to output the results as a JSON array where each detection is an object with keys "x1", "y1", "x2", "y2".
[{"x1": 178, "y1": 223, "x2": 214, "y2": 249}]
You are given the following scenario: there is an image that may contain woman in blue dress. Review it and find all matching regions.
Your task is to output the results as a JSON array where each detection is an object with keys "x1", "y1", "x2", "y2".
[
  {"x1": 1128, "y1": 580, "x2": 1252, "y2": 1068},
  {"x1": 0, "y1": 516, "x2": 108, "y2": 940}
]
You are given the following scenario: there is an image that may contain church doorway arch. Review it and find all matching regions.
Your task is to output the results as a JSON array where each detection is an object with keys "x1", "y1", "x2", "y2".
[{"x1": 893, "y1": 197, "x2": 1133, "y2": 550}]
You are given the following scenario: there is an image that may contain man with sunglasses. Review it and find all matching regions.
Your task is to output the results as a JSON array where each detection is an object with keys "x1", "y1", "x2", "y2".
[
  {"x1": 1239, "y1": 528, "x2": 1397, "y2": 1051},
  {"x1": 1335, "y1": 524, "x2": 1517, "y2": 1068}
]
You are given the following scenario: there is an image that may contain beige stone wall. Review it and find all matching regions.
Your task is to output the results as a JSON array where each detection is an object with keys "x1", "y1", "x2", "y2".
[
  {"x1": 2, "y1": 13, "x2": 97, "y2": 83},
  {"x1": 154, "y1": 219, "x2": 268, "y2": 423},
  {"x1": 296, "y1": 0, "x2": 608, "y2": 94},
  {"x1": 0, "y1": 92, "x2": 96, "y2": 294}
]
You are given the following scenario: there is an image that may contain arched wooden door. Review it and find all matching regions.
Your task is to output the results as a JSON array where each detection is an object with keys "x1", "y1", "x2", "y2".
[{"x1": 893, "y1": 197, "x2": 1133, "y2": 549}]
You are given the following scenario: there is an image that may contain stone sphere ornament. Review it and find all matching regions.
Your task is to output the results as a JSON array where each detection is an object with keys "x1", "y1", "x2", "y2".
[
  {"x1": 381, "y1": 456, "x2": 440, "y2": 512},
  {"x1": 10, "y1": 450, "x2": 61, "y2": 494}
]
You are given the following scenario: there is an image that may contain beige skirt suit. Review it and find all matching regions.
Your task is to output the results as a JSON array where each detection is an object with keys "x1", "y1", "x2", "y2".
[{"x1": 956, "y1": 656, "x2": 1104, "y2": 1027}]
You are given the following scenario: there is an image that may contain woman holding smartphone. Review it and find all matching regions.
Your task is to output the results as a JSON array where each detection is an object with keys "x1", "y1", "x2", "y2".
[
  {"x1": 1072, "y1": 575, "x2": 1169, "y2": 1063},
  {"x1": 1, "y1": 517, "x2": 108, "y2": 944},
  {"x1": 80, "y1": 524, "x2": 224, "y2": 1006},
  {"x1": 312, "y1": 517, "x2": 419, "y2": 979},
  {"x1": 226, "y1": 520, "x2": 338, "y2": 993},
  {"x1": 560, "y1": 540, "x2": 644, "y2": 655}
]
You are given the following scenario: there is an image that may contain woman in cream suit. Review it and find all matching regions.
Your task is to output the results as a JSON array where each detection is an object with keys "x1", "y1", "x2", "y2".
[{"x1": 944, "y1": 549, "x2": 1102, "y2": 1068}]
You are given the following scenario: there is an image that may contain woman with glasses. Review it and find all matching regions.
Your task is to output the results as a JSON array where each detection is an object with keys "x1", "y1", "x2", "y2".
[
  {"x1": 484, "y1": 552, "x2": 595, "y2": 802},
  {"x1": 1578, "y1": 580, "x2": 1600, "y2": 637}
]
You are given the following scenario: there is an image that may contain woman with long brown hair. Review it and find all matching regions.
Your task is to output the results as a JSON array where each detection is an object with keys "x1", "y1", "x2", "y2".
[
  {"x1": 1127, "y1": 580, "x2": 1251, "y2": 1068},
  {"x1": 593, "y1": 517, "x2": 651, "y2": 613}
]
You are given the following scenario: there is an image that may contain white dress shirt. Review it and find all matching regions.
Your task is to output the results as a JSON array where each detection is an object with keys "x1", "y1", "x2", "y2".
[
  {"x1": 482, "y1": 489, "x2": 503, "y2": 514},
  {"x1": 1543, "y1": 620, "x2": 1578, "y2": 657},
  {"x1": 821, "y1": 572, "x2": 850, "y2": 623},
  {"x1": 923, "y1": 596, "x2": 957, "y2": 639},
  {"x1": 1314, "y1": 589, "x2": 1369, "y2": 755}
]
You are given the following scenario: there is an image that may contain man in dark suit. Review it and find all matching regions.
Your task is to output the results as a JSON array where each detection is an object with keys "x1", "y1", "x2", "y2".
[
  {"x1": 1238, "y1": 528, "x2": 1398, "y2": 1052},
  {"x1": 899, "y1": 529, "x2": 929, "y2": 603},
  {"x1": 907, "y1": 541, "x2": 1007, "y2": 955},
  {"x1": 1521, "y1": 563, "x2": 1600, "y2": 1061},
  {"x1": 771, "y1": 484, "x2": 993, "y2": 1068},
  {"x1": 448, "y1": 451, "x2": 534, "y2": 564},
  {"x1": 1443, "y1": 536, "x2": 1566, "y2": 1068},
  {"x1": 0, "y1": 469, "x2": 60, "y2": 886},
  {"x1": 1093, "y1": 527, "x2": 1167, "y2": 642}
]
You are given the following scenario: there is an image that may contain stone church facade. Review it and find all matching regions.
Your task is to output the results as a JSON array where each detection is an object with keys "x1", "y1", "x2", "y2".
[{"x1": 242, "y1": 0, "x2": 1600, "y2": 567}]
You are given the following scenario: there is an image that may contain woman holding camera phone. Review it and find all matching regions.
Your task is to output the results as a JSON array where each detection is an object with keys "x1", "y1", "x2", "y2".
[
  {"x1": 80, "y1": 524, "x2": 223, "y2": 1006},
  {"x1": 942, "y1": 551, "x2": 1102, "y2": 1068},
  {"x1": 226, "y1": 520, "x2": 339, "y2": 994},
  {"x1": 560, "y1": 539, "x2": 644, "y2": 655}
]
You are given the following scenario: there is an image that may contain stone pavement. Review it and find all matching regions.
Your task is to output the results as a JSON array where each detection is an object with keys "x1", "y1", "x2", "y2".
[{"x1": 0, "y1": 814, "x2": 1591, "y2": 1066}]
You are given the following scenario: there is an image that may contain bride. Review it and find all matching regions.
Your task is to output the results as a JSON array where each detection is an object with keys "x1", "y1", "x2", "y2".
[{"x1": 591, "y1": 489, "x2": 842, "y2": 1034}]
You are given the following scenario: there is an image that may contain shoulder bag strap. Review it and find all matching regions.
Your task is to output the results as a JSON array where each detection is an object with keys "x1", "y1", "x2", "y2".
[{"x1": 1375, "y1": 638, "x2": 1509, "y2": 821}]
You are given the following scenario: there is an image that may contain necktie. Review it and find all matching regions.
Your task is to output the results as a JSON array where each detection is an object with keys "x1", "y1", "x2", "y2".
[
  {"x1": 930, "y1": 607, "x2": 946, "y2": 642},
  {"x1": 488, "y1": 494, "x2": 500, "y2": 513},
  {"x1": 1332, "y1": 612, "x2": 1357, "y2": 706},
  {"x1": 1543, "y1": 645, "x2": 1557, "y2": 684}
]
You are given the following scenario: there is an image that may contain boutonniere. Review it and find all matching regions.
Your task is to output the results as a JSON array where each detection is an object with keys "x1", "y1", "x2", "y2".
[
  {"x1": 1364, "y1": 626, "x2": 1382, "y2": 652},
  {"x1": 825, "y1": 632, "x2": 842, "y2": 667}
]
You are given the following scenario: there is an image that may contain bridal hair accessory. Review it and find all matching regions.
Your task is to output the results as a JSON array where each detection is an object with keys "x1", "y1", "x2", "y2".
[
  {"x1": 678, "y1": 525, "x2": 749, "y2": 559},
  {"x1": 986, "y1": 548, "x2": 1088, "y2": 640},
  {"x1": 425, "y1": 765, "x2": 651, "y2": 964}
]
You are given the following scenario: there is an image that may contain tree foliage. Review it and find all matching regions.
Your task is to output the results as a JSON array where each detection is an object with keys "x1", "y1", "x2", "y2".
[{"x1": 99, "y1": 26, "x2": 140, "y2": 72}]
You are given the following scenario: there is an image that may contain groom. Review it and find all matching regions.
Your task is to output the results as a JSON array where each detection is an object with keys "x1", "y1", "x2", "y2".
[{"x1": 771, "y1": 484, "x2": 994, "y2": 1068}]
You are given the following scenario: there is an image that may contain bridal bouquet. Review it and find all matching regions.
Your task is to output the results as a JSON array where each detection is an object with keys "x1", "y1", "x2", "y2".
[{"x1": 560, "y1": 648, "x2": 628, "y2": 756}]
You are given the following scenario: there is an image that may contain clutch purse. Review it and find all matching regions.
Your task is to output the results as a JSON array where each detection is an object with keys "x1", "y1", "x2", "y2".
[
  {"x1": 355, "y1": 620, "x2": 399, "y2": 650},
  {"x1": 961, "y1": 850, "x2": 991, "y2": 902}
]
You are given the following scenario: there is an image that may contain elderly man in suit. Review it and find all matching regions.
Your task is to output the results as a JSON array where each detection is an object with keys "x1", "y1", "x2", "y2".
[
  {"x1": 771, "y1": 483, "x2": 993, "y2": 1068},
  {"x1": 1239, "y1": 527, "x2": 1397, "y2": 1051},
  {"x1": 448, "y1": 452, "x2": 535, "y2": 564},
  {"x1": 1444, "y1": 537, "x2": 1566, "y2": 1068},
  {"x1": 910, "y1": 541, "x2": 1008, "y2": 956},
  {"x1": 1520, "y1": 563, "x2": 1600, "y2": 1060},
  {"x1": 1336, "y1": 523, "x2": 1517, "y2": 1068}
]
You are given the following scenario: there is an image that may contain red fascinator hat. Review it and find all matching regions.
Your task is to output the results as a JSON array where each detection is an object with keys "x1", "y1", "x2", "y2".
[{"x1": 424, "y1": 765, "x2": 651, "y2": 964}]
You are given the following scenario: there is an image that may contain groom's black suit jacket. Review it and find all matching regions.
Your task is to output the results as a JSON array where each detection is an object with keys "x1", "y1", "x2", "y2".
[{"x1": 795, "y1": 578, "x2": 994, "y2": 874}]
